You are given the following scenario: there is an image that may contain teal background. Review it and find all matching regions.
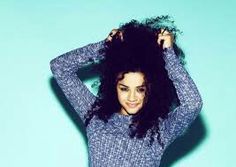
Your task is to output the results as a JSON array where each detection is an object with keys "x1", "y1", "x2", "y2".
[{"x1": 1, "y1": 0, "x2": 235, "y2": 166}]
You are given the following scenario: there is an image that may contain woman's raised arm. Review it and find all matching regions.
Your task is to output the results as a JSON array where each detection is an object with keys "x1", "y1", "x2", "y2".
[
  {"x1": 50, "y1": 40, "x2": 105, "y2": 124},
  {"x1": 159, "y1": 47, "x2": 203, "y2": 149}
]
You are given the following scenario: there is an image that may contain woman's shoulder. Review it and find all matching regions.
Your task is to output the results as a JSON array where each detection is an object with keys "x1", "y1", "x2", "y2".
[{"x1": 86, "y1": 115, "x2": 106, "y2": 133}]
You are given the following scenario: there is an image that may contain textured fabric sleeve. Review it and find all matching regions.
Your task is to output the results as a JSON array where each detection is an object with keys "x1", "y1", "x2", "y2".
[
  {"x1": 50, "y1": 40, "x2": 105, "y2": 124},
  {"x1": 159, "y1": 47, "x2": 203, "y2": 149}
]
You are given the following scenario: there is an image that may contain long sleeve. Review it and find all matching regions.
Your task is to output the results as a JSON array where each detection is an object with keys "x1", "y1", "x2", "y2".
[
  {"x1": 50, "y1": 40, "x2": 105, "y2": 124},
  {"x1": 159, "y1": 47, "x2": 203, "y2": 149}
]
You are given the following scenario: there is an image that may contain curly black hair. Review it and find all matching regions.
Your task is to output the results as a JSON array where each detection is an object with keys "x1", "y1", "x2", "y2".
[{"x1": 84, "y1": 15, "x2": 185, "y2": 147}]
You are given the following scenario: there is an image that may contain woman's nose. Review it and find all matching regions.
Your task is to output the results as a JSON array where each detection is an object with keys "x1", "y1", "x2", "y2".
[{"x1": 127, "y1": 91, "x2": 137, "y2": 101}]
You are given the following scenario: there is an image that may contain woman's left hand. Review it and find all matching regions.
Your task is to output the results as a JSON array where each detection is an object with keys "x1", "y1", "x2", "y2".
[{"x1": 156, "y1": 29, "x2": 174, "y2": 49}]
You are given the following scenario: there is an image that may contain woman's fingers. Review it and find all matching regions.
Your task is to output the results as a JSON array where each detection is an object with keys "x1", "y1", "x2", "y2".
[
  {"x1": 158, "y1": 28, "x2": 171, "y2": 36},
  {"x1": 117, "y1": 31, "x2": 124, "y2": 41},
  {"x1": 106, "y1": 29, "x2": 124, "y2": 42},
  {"x1": 157, "y1": 28, "x2": 173, "y2": 49},
  {"x1": 110, "y1": 29, "x2": 119, "y2": 37},
  {"x1": 106, "y1": 29, "x2": 118, "y2": 42},
  {"x1": 157, "y1": 36, "x2": 164, "y2": 45}
]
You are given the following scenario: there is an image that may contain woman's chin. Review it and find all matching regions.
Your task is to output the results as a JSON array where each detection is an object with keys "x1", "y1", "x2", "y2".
[{"x1": 125, "y1": 108, "x2": 140, "y2": 115}]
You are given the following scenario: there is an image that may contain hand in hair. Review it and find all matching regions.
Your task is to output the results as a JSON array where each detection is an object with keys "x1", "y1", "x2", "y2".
[
  {"x1": 105, "y1": 29, "x2": 124, "y2": 43},
  {"x1": 156, "y1": 29, "x2": 174, "y2": 49}
]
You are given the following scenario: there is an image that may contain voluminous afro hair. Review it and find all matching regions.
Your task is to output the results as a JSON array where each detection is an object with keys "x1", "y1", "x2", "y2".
[{"x1": 85, "y1": 15, "x2": 185, "y2": 147}]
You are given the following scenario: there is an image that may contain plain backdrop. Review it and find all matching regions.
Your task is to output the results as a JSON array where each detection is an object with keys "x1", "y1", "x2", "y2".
[{"x1": 0, "y1": 0, "x2": 235, "y2": 166}]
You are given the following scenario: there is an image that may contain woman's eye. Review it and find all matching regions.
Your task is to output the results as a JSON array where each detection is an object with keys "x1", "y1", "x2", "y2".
[
  {"x1": 137, "y1": 88, "x2": 146, "y2": 93},
  {"x1": 120, "y1": 87, "x2": 128, "y2": 91}
]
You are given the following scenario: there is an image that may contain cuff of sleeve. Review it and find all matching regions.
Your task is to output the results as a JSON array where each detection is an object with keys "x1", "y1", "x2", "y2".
[
  {"x1": 163, "y1": 47, "x2": 181, "y2": 67},
  {"x1": 163, "y1": 47, "x2": 175, "y2": 57}
]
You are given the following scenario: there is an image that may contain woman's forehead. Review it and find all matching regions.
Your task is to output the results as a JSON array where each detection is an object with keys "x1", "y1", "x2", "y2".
[{"x1": 117, "y1": 72, "x2": 145, "y2": 87}]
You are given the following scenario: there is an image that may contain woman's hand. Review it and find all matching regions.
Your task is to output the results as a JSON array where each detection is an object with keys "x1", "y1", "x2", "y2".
[
  {"x1": 156, "y1": 29, "x2": 174, "y2": 49},
  {"x1": 105, "y1": 29, "x2": 124, "y2": 43}
]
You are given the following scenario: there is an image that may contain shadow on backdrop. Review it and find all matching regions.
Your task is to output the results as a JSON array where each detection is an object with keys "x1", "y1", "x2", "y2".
[
  {"x1": 49, "y1": 64, "x2": 101, "y2": 156},
  {"x1": 49, "y1": 64, "x2": 207, "y2": 167},
  {"x1": 160, "y1": 115, "x2": 206, "y2": 167}
]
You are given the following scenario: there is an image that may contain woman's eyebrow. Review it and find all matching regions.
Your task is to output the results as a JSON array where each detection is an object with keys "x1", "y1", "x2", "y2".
[{"x1": 118, "y1": 83, "x2": 145, "y2": 88}]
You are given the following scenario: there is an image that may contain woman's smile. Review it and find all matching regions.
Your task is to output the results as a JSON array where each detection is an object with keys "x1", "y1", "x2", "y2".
[{"x1": 126, "y1": 102, "x2": 139, "y2": 108}]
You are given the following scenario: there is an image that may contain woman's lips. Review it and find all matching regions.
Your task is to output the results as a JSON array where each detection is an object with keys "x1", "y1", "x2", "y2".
[{"x1": 126, "y1": 103, "x2": 139, "y2": 108}]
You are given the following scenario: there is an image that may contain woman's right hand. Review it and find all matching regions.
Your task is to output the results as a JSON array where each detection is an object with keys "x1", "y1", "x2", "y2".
[
  {"x1": 156, "y1": 28, "x2": 174, "y2": 49},
  {"x1": 105, "y1": 29, "x2": 124, "y2": 43}
]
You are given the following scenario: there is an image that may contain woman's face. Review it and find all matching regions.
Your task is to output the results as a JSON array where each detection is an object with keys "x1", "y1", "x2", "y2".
[{"x1": 116, "y1": 72, "x2": 147, "y2": 115}]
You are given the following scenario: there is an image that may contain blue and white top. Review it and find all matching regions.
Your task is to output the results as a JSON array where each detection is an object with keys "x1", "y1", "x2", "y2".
[{"x1": 50, "y1": 40, "x2": 203, "y2": 167}]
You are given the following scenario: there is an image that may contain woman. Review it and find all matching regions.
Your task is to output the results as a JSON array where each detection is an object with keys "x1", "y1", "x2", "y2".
[{"x1": 50, "y1": 16, "x2": 203, "y2": 167}]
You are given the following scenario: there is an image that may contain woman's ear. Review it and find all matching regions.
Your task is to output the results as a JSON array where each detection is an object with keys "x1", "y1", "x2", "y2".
[{"x1": 144, "y1": 83, "x2": 151, "y2": 105}]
